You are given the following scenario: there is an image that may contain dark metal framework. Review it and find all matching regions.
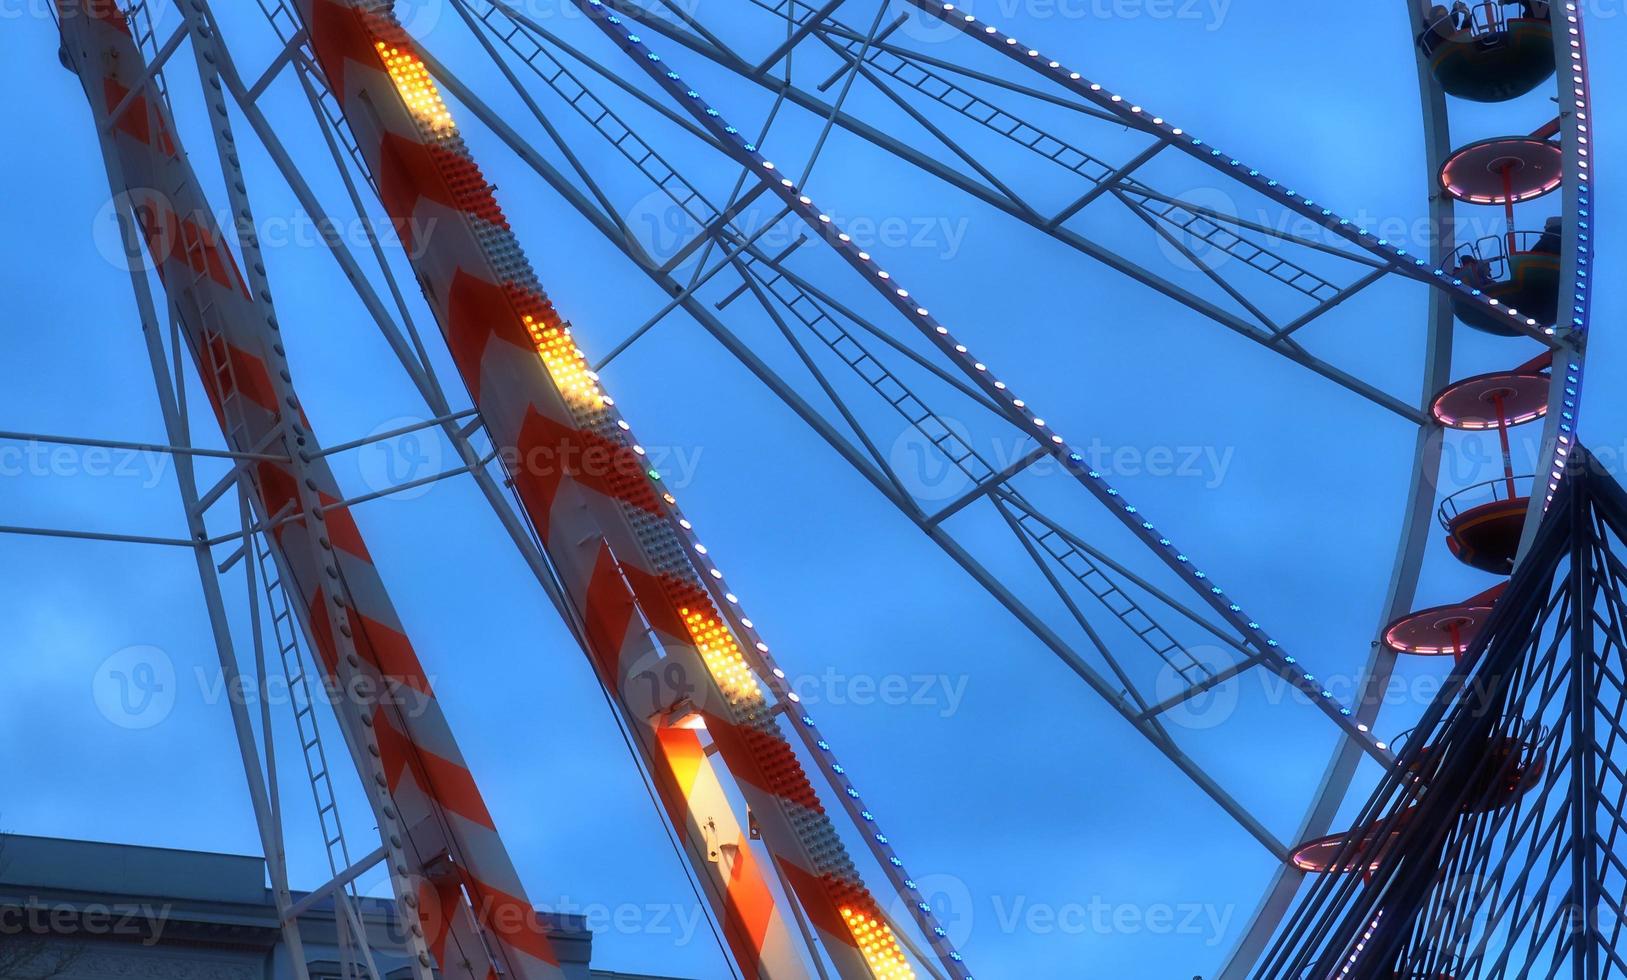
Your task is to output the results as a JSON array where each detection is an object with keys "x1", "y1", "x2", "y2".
[
  {"x1": 110, "y1": 0, "x2": 1400, "y2": 873},
  {"x1": 58, "y1": 0, "x2": 1585, "y2": 881},
  {"x1": 413, "y1": 0, "x2": 1420, "y2": 837},
  {"x1": 1254, "y1": 445, "x2": 1627, "y2": 979},
  {"x1": 14, "y1": 0, "x2": 1597, "y2": 974}
]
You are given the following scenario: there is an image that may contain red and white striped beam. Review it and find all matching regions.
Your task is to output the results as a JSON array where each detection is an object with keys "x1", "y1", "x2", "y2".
[
  {"x1": 284, "y1": 2, "x2": 928, "y2": 977},
  {"x1": 57, "y1": 6, "x2": 568, "y2": 978}
]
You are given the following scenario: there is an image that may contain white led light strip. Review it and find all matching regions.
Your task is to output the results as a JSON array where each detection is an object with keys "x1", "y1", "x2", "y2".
[
  {"x1": 903, "y1": 0, "x2": 1593, "y2": 519},
  {"x1": 574, "y1": 0, "x2": 1397, "y2": 768},
  {"x1": 906, "y1": 0, "x2": 1568, "y2": 344}
]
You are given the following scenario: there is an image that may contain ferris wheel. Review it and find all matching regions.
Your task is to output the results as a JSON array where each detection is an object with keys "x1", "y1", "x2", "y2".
[{"x1": 20, "y1": 0, "x2": 1597, "y2": 977}]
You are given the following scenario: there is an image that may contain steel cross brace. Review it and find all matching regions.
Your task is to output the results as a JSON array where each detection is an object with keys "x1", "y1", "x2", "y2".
[
  {"x1": 573, "y1": 0, "x2": 1394, "y2": 767},
  {"x1": 420, "y1": 34, "x2": 1295, "y2": 861},
  {"x1": 899, "y1": 0, "x2": 1566, "y2": 348},
  {"x1": 82, "y1": 108, "x2": 320, "y2": 980},
  {"x1": 578, "y1": 0, "x2": 1433, "y2": 424}
]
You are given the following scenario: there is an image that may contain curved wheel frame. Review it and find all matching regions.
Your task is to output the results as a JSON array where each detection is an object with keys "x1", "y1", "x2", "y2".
[
  {"x1": 1220, "y1": 0, "x2": 1595, "y2": 971},
  {"x1": 16, "y1": 0, "x2": 1600, "y2": 976}
]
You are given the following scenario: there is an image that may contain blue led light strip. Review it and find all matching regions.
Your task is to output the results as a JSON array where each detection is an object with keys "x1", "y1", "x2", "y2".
[
  {"x1": 573, "y1": 0, "x2": 1395, "y2": 772},
  {"x1": 1535, "y1": 2, "x2": 1592, "y2": 507}
]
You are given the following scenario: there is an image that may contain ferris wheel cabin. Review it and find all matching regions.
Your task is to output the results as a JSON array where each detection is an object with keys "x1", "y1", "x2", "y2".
[
  {"x1": 1290, "y1": 809, "x2": 1417, "y2": 875},
  {"x1": 1419, "y1": 3, "x2": 1555, "y2": 103},
  {"x1": 1384, "y1": 583, "x2": 1507, "y2": 659},
  {"x1": 1445, "y1": 236, "x2": 1561, "y2": 337},
  {"x1": 1399, "y1": 733, "x2": 1545, "y2": 813},
  {"x1": 1427, "y1": 369, "x2": 1550, "y2": 573},
  {"x1": 1439, "y1": 136, "x2": 1564, "y2": 336},
  {"x1": 1292, "y1": 730, "x2": 1542, "y2": 875}
]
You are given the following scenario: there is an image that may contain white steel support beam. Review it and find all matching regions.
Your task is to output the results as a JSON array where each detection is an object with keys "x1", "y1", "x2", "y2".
[
  {"x1": 90, "y1": 150, "x2": 315, "y2": 980},
  {"x1": 416, "y1": 48, "x2": 1295, "y2": 862}
]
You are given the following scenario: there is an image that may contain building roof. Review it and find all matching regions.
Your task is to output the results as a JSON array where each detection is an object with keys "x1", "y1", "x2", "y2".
[{"x1": 0, "y1": 833, "x2": 687, "y2": 978}]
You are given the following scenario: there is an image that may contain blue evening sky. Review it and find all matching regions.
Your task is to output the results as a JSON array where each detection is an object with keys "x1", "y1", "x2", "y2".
[{"x1": 1, "y1": 1, "x2": 1622, "y2": 977}]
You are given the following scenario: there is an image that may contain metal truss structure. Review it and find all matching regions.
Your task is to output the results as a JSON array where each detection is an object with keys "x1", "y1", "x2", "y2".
[
  {"x1": 15, "y1": 0, "x2": 1601, "y2": 976},
  {"x1": 1253, "y1": 445, "x2": 1627, "y2": 979}
]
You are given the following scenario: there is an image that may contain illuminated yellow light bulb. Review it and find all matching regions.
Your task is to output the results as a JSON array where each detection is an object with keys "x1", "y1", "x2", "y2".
[
  {"x1": 375, "y1": 41, "x2": 457, "y2": 135},
  {"x1": 524, "y1": 314, "x2": 606, "y2": 410},
  {"x1": 839, "y1": 907, "x2": 915, "y2": 979},
  {"x1": 678, "y1": 606, "x2": 763, "y2": 703}
]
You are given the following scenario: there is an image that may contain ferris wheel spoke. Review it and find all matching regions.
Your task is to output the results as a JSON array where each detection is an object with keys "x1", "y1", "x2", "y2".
[
  {"x1": 818, "y1": 48, "x2": 1045, "y2": 222},
  {"x1": 1112, "y1": 187, "x2": 1287, "y2": 337},
  {"x1": 754, "y1": 0, "x2": 856, "y2": 79},
  {"x1": 713, "y1": 240, "x2": 1257, "y2": 700},
  {"x1": 447, "y1": 3, "x2": 656, "y2": 265},
  {"x1": 1269, "y1": 267, "x2": 1392, "y2": 345},
  {"x1": 1115, "y1": 187, "x2": 1355, "y2": 309},
  {"x1": 725, "y1": 250, "x2": 931, "y2": 509},
  {"x1": 752, "y1": 0, "x2": 1128, "y2": 124},
  {"x1": 697, "y1": 2, "x2": 1364, "y2": 284},
  {"x1": 989, "y1": 494, "x2": 1172, "y2": 719},
  {"x1": 1117, "y1": 182, "x2": 1391, "y2": 273},
  {"x1": 413, "y1": 29, "x2": 1336, "y2": 855},
  {"x1": 640, "y1": 0, "x2": 736, "y2": 59},
  {"x1": 455, "y1": 0, "x2": 1399, "y2": 726},
  {"x1": 730, "y1": 253, "x2": 1016, "y2": 420},
  {"x1": 900, "y1": 0, "x2": 1567, "y2": 346},
  {"x1": 393, "y1": 0, "x2": 1412, "y2": 864},
  {"x1": 1046, "y1": 144, "x2": 1165, "y2": 229},
  {"x1": 596, "y1": 0, "x2": 1570, "y2": 454},
  {"x1": 791, "y1": 21, "x2": 1367, "y2": 315},
  {"x1": 565, "y1": 0, "x2": 1447, "y2": 425},
  {"x1": 260, "y1": 0, "x2": 1416, "y2": 848},
  {"x1": 577, "y1": 0, "x2": 1406, "y2": 769}
]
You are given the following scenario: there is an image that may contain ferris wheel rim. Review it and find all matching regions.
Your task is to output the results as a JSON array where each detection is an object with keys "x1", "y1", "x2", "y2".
[
  {"x1": 1219, "y1": 0, "x2": 1595, "y2": 972},
  {"x1": 28, "y1": 0, "x2": 1603, "y2": 974}
]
